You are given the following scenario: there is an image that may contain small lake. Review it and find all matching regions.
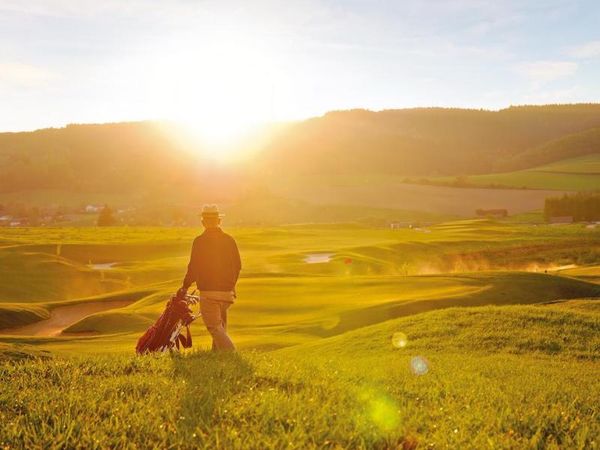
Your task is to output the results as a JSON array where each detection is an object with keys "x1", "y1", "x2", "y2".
[{"x1": 304, "y1": 253, "x2": 334, "y2": 264}]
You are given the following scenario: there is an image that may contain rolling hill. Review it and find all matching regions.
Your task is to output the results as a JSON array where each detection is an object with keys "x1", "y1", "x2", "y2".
[
  {"x1": 0, "y1": 122, "x2": 244, "y2": 205},
  {"x1": 1, "y1": 300, "x2": 598, "y2": 448},
  {"x1": 1, "y1": 104, "x2": 599, "y2": 221},
  {"x1": 256, "y1": 104, "x2": 600, "y2": 178},
  {"x1": 1, "y1": 221, "x2": 598, "y2": 349},
  {"x1": 0, "y1": 222, "x2": 598, "y2": 448},
  {"x1": 418, "y1": 154, "x2": 600, "y2": 190},
  {"x1": 1, "y1": 105, "x2": 600, "y2": 197}
]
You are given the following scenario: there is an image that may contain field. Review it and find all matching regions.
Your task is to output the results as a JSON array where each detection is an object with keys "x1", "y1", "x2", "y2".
[
  {"x1": 268, "y1": 176, "x2": 570, "y2": 216},
  {"x1": 423, "y1": 154, "x2": 600, "y2": 191},
  {"x1": 1, "y1": 220, "x2": 599, "y2": 448}
]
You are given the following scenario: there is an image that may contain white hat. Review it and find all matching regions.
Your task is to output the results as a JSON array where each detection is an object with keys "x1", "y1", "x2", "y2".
[{"x1": 200, "y1": 204, "x2": 224, "y2": 218}]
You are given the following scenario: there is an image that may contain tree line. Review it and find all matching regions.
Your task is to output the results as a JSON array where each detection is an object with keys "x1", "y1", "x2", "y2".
[
  {"x1": 544, "y1": 192, "x2": 600, "y2": 221},
  {"x1": 2, "y1": 105, "x2": 600, "y2": 198}
]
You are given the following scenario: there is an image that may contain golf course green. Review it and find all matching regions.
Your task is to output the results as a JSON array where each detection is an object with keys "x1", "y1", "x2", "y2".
[{"x1": 1, "y1": 220, "x2": 599, "y2": 448}]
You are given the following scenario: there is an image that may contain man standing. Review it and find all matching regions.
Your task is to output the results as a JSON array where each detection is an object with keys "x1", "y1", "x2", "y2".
[{"x1": 178, "y1": 205, "x2": 241, "y2": 351}]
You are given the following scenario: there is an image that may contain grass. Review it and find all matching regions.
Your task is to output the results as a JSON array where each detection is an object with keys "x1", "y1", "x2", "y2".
[
  {"x1": 534, "y1": 154, "x2": 600, "y2": 174},
  {"x1": 268, "y1": 174, "x2": 574, "y2": 216},
  {"x1": 0, "y1": 221, "x2": 598, "y2": 448},
  {"x1": 1, "y1": 221, "x2": 598, "y2": 351},
  {"x1": 1, "y1": 301, "x2": 598, "y2": 449},
  {"x1": 428, "y1": 154, "x2": 600, "y2": 191}
]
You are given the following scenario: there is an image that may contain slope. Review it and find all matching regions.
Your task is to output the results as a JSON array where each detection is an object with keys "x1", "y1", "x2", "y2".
[{"x1": 1, "y1": 301, "x2": 598, "y2": 449}]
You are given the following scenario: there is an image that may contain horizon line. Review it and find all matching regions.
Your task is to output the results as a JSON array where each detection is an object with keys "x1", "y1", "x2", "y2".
[{"x1": 3, "y1": 102, "x2": 600, "y2": 134}]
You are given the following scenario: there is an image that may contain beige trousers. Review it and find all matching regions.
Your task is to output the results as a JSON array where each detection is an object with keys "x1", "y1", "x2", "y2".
[{"x1": 200, "y1": 291, "x2": 235, "y2": 351}]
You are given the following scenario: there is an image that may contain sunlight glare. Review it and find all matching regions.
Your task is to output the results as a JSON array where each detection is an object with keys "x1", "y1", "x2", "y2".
[{"x1": 149, "y1": 33, "x2": 278, "y2": 160}]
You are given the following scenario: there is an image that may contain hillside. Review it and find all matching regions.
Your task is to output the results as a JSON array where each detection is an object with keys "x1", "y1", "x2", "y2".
[
  {"x1": 414, "y1": 154, "x2": 600, "y2": 191},
  {"x1": 0, "y1": 122, "x2": 243, "y2": 204},
  {"x1": 1, "y1": 221, "x2": 598, "y2": 349},
  {"x1": 1, "y1": 105, "x2": 600, "y2": 204},
  {"x1": 257, "y1": 104, "x2": 600, "y2": 178},
  {"x1": 1, "y1": 301, "x2": 598, "y2": 448},
  {"x1": 0, "y1": 222, "x2": 598, "y2": 448},
  {"x1": 497, "y1": 126, "x2": 600, "y2": 171}
]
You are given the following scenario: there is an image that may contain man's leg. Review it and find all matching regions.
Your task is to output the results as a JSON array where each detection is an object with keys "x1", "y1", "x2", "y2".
[
  {"x1": 219, "y1": 302, "x2": 235, "y2": 350},
  {"x1": 200, "y1": 298, "x2": 235, "y2": 351},
  {"x1": 221, "y1": 303, "x2": 228, "y2": 331}
]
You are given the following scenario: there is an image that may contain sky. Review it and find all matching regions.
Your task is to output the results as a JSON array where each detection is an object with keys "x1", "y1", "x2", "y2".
[{"x1": 1, "y1": 0, "x2": 600, "y2": 135}]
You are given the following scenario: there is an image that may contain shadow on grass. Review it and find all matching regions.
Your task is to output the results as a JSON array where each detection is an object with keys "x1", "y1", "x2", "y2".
[{"x1": 171, "y1": 351, "x2": 254, "y2": 434}]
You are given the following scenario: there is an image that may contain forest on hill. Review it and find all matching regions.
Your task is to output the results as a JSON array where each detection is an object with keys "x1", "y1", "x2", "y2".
[
  {"x1": 0, "y1": 123, "x2": 193, "y2": 193},
  {"x1": 0, "y1": 122, "x2": 244, "y2": 203},
  {"x1": 258, "y1": 104, "x2": 600, "y2": 177},
  {"x1": 1, "y1": 104, "x2": 599, "y2": 198}
]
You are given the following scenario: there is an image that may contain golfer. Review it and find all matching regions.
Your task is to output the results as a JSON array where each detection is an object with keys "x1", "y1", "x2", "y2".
[{"x1": 178, "y1": 205, "x2": 241, "y2": 351}]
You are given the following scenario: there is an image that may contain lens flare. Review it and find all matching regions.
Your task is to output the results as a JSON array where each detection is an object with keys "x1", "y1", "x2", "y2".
[
  {"x1": 369, "y1": 395, "x2": 400, "y2": 432},
  {"x1": 391, "y1": 332, "x2": 408, "y2": 348},
  {"x1": 357, "y1": 389, "x2": 400, "y2": 433},
  {"x1": 410, "y1": 356, "x2": 429, "y2": 375}
]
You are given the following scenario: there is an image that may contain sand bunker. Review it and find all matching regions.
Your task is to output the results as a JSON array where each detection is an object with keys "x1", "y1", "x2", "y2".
[{"x1": 0, "y1": 299, "x2": 133, "y2": 337}]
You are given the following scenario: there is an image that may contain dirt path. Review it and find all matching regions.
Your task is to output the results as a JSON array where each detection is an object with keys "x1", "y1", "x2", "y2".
[{"x1": 0, "y1": 300, "x2": 133, "y2": 337}]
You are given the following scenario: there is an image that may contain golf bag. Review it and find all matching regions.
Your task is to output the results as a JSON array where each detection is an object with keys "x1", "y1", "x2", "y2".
[{"x1": 135, "y1": 292, "x2": 200, "y2": 354}]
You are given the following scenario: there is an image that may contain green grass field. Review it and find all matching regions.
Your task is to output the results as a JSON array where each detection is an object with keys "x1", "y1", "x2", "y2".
[
  {"x1": 430, "y1": 154, "x2": 600, "y2": 191},
  {"x1": 1, "y1": 220, "x2": 599, "y2": 448},
  {"x1": 268, "y1": 174, "x2": 573, "y2": 216}
]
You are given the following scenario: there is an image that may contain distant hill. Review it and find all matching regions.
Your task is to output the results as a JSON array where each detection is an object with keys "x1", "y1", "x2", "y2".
[
  {"x1": 1, "y1": 104, "x2": 599, "y2": 210},
  {"x1": 0, "y1": 122, "x2": 243, "y2": 203},
  {"x1": 0, "y1": 122, "x2": 180, "y2": 192},
  {"x1": 496, "y1": 126, "x2": 600, "y2": 171},
  {"x1": 258, "y1": 104, "x2": 600, "y2": 177},
  {"x1": 407, "y1": 154, "x2": 600, "y2": 191}
]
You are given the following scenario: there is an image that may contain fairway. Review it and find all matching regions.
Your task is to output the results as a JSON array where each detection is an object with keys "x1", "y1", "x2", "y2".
[{"x1": 1, "y1": 221, "x2": 599, "y2": 448}]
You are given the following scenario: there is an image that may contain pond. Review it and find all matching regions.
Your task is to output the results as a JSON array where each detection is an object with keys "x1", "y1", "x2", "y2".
[{"x1": 304, "y1": 253, "x2": 334, "y2": 264}]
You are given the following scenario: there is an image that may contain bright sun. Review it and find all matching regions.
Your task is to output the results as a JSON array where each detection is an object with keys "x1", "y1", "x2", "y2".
[{"x1": 150, "y1": 34, "x2": 277, "y2": 160}]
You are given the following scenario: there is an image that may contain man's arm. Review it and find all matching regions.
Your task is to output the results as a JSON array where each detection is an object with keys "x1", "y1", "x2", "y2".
[
  {"x1": 180, "y1": 238, "x2": 200, "y2": 293},
  {"x1": 231, "y1": 238, "x2": 242, "y2": 287}
]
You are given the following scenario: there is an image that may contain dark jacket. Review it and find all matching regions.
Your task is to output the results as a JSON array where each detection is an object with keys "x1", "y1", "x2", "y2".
[{"x1": 182, "y1": 228, "x2": 241, "y2": 291}]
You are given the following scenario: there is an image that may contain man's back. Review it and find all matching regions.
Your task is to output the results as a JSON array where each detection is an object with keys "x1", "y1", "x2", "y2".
[{"x1": 183, "y1": 228, "x2": 241, "y2": 292}]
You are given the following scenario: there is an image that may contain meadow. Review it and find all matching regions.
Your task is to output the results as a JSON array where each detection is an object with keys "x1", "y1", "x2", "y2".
[
  {"x1": 0, "y1": 220, "x2": 599, "y2": 448},
  {"x1": 416, "y1": 154, "x2": 600, "y2": 191},
  {"x1": 268, "y1": 175, "x2": 571, "y2": 216}
]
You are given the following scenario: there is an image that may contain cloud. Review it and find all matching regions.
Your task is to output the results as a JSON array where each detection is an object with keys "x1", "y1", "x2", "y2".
[
  {"x1": 567, "y1": 40, "x2": 600, "y2": 59},
  {"x1": 0, "y1": 62, "x2": 56, "y2": 87},
  {"x1": 516, "y1": 60, "x2": 578, "y2": 85},
  {"x1": 0, "y1": 0, "x2": 174, "y2": 18},
  {"x1": 522, "y1": 85, "x2": 582, "y2": 104}
]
